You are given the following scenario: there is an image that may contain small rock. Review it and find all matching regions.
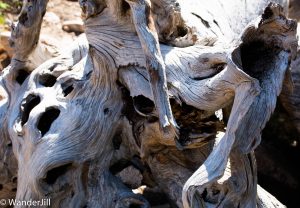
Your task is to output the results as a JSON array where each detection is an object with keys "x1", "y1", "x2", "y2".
[
  {"x1": 116, "y1": 166, "x2": 143, "y2": 189},
  {"x1": 62, "y1": 20, "x2": 84, "y2": 35}
]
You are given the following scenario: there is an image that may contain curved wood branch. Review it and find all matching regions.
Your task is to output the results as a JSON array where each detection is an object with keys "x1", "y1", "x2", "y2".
[
  {"x1": 10, "y1": 0, "x2": 49, "y2": 70},
  {"x1": 182, "y1": 4, "x2": 297, "y2": 207},
  {"x1": 0, "y1": 0, "x2": 297, "y2": 207},
  {"x1": 125, "y1": 0, "x2": 178, "y2": 139}
]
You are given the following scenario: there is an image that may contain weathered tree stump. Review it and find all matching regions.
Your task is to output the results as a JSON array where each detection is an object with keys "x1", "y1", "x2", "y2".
[{"x1": 0, "y1": 0, "x2": 298, "y2": 207}]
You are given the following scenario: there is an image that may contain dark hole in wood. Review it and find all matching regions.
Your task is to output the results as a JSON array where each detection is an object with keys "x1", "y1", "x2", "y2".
[
  {"x1": 202, "y1": 189, "x2": 208, "y2": 199},
  {"x1": 12, "y1": 176, "x2": 17, "y2": 183},
  {"x1": 16, "y1": 69, "x2": 30, "y2": 85},
  {"x1": 171, "y1": 99, "x2": 223, "y2": 147},
  {"x1": 133, "y1": 95, "x2": 155, "y2": 115},
  {"x1": 63, "y1": 85, "x2": 74, "y2": 97},
  {"x1": 212, "y1": 189, "x2": 220, "y2": 195},
  {"x1": 12, "y1": 188, "x2": 17, "y2": 192},
  {"x1": 0, "y1": 184, "x2": 3, "y2": 190},
  {"x1": 121, "y1": 0, "x2": 130, "y2": 15},
  {"x1": 109, "y1": 159, "x2": 131, "y2": 175},
  {"x1": 177, "y1": 26, "x2": 188, "y2": 37},
  {"x1": 44, "y1": 163, "x2": 72, "y2": 185},
  {"x1": 21, "y1": 94, "x2": 41, "y2": 125},
  {"x1": 39, "y1": 74, "x2": 57, "y2": 87},
  {"x1": 262, "y1": 6, "x2": 274, "y2": 20},
  {"x1": 143, "y1": 188, "x2": 169, "y2": 206},
  {"x1": 19, "y1": 12, "x2": 28, "y2": 24},
  {"x1": 95, "y1": 0, "x2": 107, "y2": 16},
  {"x1": 120, "y1": 85, "x2": 156, "y2": 147},
  {"x1": 37, "y1": 108, "x2": 60, "y2": 136},
  {"x1": 120, "y1": 85, "x2": 140, "y2": 121},
  {"x1": 112, "y1": 133, "x2": 122, "y2": 150},
  {"x1": 192, "y1": 63, "x2": 226, "y2": 81},
  {"x1": 240, "y1": 40, "x2": 276, "y2": 80},
  {"x1": 7, "y1": 143, "x2": 12, "y2": 147},
  {"x1": 146, "y1": 116, "x2": 158, "y2": 123},
  {"x1": 104, "y1": 108, "x2": 109, "y2": 115},
  {"x1": 201, "y1": 188, "x2": 220, "y2": 204},
  {"x1": 131, "y1": 156, "x2": 145, "y2": 172}
]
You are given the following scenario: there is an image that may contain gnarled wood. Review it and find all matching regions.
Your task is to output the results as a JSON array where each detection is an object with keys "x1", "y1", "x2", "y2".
[{"x1": 0, "y1": 0, "x2": 298, "y2": 208}]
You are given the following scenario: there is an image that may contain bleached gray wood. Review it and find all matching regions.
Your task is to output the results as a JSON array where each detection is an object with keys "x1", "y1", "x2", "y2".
[
  {"x1": 125, "y1": 0, "x2": 178, "y2": 140},
  {"x1": 0, "y1": 0, "x2": 297, "y2": 208}
]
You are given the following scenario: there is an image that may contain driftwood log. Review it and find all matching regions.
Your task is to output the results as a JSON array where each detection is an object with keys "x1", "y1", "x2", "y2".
[{"x1": 0, "y1": 0, "x2": 298, "y2": 207}]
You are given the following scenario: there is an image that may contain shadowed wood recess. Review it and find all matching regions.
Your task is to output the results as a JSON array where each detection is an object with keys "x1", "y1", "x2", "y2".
[{"x1": 0, "y1": 0, "x2": 298, "y2": 207}]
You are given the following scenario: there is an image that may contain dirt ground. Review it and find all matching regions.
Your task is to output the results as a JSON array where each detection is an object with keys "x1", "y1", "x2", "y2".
[
  {"x1": 1, "y1": 0, "x2": 82, "y2": 51},
  {"x1": 40, "y1": 0, "x2": 82, "y2": 42},
  {"x1": 0, "y1": 0, "x2": 83, "y2": 69}
]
